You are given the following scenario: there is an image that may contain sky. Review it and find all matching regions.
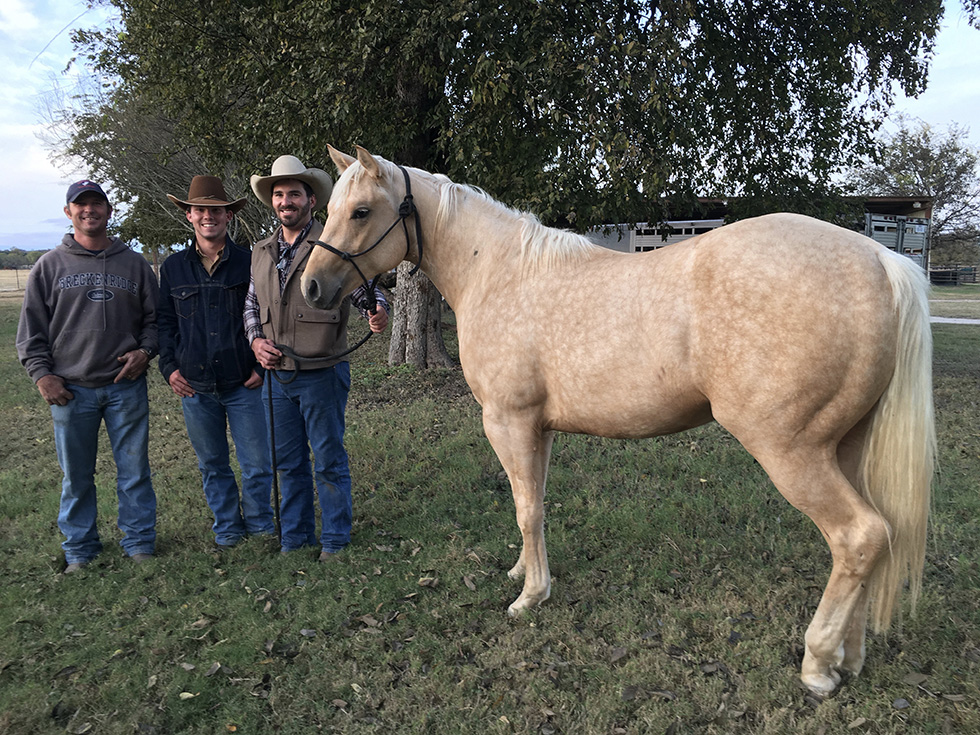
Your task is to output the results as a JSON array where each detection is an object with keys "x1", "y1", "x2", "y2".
[{"x1": 2, "y1": 1, "x2": 979, "y2": 252}]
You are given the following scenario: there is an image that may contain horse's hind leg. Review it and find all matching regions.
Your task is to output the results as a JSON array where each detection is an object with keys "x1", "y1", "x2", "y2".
[
  {"x1": 482, "y1": 409, "x2": 555, "y2": 615},
  {"x1": 835, "y1": 419, "x2": 875, "y2": 677},
  {"x1": 754, "y1": 444, "x2": 890, "y2": 696}
]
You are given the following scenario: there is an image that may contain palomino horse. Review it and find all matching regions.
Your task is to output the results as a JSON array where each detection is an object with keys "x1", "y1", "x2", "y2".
[{"x1": 302, "y1": 146, "x2": 935, "y2": 697}]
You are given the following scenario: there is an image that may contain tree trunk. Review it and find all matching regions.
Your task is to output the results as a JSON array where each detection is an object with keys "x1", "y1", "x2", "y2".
[
  {"x1": 388, "y1": 262, "x2": 455, "y2": 368},
  {"x1": 386, "y1": 44, "x2": 455, "y2": 369}
]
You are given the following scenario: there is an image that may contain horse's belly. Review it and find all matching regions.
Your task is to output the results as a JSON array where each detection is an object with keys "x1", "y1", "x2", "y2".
[{"x1": 544, "y1": 377, "x2": 712, "y2": 439}]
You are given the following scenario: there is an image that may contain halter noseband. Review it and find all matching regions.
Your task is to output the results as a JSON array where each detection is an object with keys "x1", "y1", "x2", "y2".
[{"x1": 313, "y1": 164, "x2": 423, "y2": 311}]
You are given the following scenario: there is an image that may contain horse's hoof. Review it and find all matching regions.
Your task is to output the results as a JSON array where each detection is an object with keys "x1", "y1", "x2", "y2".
[
  {"x1": 800, "y1": 670, "x2": 841, "y2": 698},
  {"x1": 507, "y1": 590, "x2": 549, "y2": 617},
  {"x1": 507, "y1": 597, "x2": 534, "y2": 616}
]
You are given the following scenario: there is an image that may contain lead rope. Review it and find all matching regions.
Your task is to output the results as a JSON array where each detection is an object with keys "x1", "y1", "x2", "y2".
[
  {"x1": 266, "y1": 375, "x2": 281, "y2": 545},
  {"x1": 265, "y1": 274, "x2": 381, "y2": 542}
]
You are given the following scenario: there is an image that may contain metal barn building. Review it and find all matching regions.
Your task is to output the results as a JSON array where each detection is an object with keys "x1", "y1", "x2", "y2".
[{"x1": 588, "y1": 197, "x2": 933, "y2": 269}]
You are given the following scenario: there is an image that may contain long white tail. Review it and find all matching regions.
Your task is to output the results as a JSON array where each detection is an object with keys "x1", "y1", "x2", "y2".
[{"x1": 860, "y1": 249, "x2": 936, "y2": 632}]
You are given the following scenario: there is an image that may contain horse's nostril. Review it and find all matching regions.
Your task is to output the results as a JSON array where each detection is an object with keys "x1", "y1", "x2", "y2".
[{"x1": 306, "y1": 279, "x2": 319, "y2": 301}]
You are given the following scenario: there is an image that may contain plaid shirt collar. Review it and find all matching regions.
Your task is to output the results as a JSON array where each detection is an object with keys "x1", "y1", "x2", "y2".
[{"x1": 275, "y1": 218, "x2": 315, "y2": 290}]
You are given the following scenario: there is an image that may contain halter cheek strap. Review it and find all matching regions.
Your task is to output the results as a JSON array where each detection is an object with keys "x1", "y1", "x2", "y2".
[{"x1": 314, "y1": 165, "x2": 423, "y2": 302}]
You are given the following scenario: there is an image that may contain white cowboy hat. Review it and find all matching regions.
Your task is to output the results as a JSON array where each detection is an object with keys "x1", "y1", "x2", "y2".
[{"x1": 250, "y1": 155, "x2": 334, "y2": 211}]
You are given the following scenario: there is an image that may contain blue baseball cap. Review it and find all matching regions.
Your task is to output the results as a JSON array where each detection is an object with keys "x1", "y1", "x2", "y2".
[{"x1": 66, "y1": 180, "x2": 109, "y2": 204}]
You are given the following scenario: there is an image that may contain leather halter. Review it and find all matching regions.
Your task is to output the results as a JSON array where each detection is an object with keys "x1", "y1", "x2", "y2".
[{"x1": 312, "y1": 164, "x2": 423, "y2": 312}]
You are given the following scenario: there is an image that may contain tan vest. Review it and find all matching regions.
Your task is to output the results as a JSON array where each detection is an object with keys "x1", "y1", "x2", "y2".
[{"x1": 252, "y1": 219, "x2": 350, "y2": 370}]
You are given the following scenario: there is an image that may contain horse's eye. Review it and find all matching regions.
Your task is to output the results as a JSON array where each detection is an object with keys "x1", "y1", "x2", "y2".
[{"x1": 352, "y1": 208, "x2": 369, "y2": 220}]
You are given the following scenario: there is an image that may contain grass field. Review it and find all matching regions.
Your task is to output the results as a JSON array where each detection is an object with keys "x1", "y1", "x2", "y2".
[
  {"x1": 0, "y1": 297, "x2": 977, "y2": 735},
  {"x1": 929, "y1": 284, "x2": 980, "y2": 319},
  {"x1": 0, "y1": 269, "x2": 29, "y2": 292}
]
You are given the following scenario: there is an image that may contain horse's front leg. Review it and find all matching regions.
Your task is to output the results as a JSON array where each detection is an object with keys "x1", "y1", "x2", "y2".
[{"x1": 482, "y1": 410, "x2": 555, "y2": 616}]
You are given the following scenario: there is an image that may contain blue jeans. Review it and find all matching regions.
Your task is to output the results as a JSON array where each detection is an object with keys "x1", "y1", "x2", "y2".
[
  {"x1": 181, "y1": 384, "x2": 275, "y2": 545},
  {"x1": 50, "y1": 376, "x2": 156, "y2": 564},
  {"x1": 265, "y1": 363, "x2": 352, "y2": 552}
]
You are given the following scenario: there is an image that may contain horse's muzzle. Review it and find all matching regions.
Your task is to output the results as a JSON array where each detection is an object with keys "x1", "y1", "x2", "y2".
[{"x1": 303, "y1": 275, "x2": 342, "y2": 311}]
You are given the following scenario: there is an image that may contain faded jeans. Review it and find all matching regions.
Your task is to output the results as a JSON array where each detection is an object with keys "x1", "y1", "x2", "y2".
[
  {"x1": 181, "y1": 384, "x2": 275, "y2": 545},
  {"x1": 264, "y1": 363, "x2": 352, "y2": 553},
  {"x1": 50, "y1": 376, "x2": 156, "y2": 564}
]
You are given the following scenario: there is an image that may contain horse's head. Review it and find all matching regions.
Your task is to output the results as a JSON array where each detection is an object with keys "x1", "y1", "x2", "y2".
[{"x1": 302, "y1": 145, "x2": 416, "y2": 311}]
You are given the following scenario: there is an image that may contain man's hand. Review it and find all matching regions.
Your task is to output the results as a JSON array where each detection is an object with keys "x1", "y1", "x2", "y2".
[
  {"x1": 251, "y1": 337, "x2": 283, "y2": 371},
  {"x1": 115, "y1": 349, "x2": 150, "y2": 383},
  {"x1": 167, "y1": 369, "x2": 195, "y2": 398},
  {"x1": 37, "y1": 374, "x2": 73, "y2": 406},
  {"x1": 244, "y1": 369, "x2": 264, "y2": 390},
  {"x1": 368, "y1": 307, "x2": 389, "y2": 333}
]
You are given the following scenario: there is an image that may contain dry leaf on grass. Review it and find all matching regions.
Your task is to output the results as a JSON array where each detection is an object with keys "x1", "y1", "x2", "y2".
[
  {"x1": 609, "y1": 647, "x2": 628, "y2": 664},
  {"x1": 903, "y1": 672, "x2": 928, "y2": 686}
]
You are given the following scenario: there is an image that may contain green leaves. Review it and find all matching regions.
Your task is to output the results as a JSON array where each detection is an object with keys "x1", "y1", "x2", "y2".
[{"x1": 55, "y1": 0, "x2": 945, "y2": 236}]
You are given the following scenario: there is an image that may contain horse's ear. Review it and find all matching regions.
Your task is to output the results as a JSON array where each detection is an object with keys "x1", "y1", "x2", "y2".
[
  {"x1": 328, "y1": 145, "x2": 355, "y2": 174},
  {"x1": 354, "y1": 145, "x2": 381, "y2": 179}
]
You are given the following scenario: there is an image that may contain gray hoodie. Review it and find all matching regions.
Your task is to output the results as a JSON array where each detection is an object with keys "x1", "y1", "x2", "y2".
[{"x1": 17, "y1": 234, "x2": 159, "y2": 388}]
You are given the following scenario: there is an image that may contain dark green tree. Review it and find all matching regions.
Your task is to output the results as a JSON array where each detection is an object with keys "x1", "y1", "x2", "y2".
[{"x1": 56, "y1": 0, "x2": 949, "y2": 365}]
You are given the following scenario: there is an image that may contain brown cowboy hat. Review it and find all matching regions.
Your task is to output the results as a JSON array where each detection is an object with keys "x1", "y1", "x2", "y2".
[
  {"x1": 250, "y1": 155, "x2": 334, "y2": 211},
  {"x1": 167, "y1": 175, "x2": 247, "y2": 213}
]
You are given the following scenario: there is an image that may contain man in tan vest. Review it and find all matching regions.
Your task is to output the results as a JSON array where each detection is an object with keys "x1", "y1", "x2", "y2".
[{"x1": 244, "y1": 155, "x2": 388, "y2": 561}]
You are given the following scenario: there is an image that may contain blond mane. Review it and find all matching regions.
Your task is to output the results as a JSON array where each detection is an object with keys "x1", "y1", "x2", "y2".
[{"x1": 429, "y1": 172, "x2": 600, "y2": 272}]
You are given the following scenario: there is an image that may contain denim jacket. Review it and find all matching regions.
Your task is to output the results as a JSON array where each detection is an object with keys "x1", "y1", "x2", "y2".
[{"x1": 158, "y1": 237, "x2": 261, "y2": 393}]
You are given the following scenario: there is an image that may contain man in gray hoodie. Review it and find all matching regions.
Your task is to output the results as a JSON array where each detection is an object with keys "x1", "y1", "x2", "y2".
[{"x1": 17, "y1": 180, "x2": 159, "y2": 573}]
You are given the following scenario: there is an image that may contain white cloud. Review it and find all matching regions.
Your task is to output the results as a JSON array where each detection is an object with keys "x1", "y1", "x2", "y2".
[{"x1": 0, "y1": 0, "x2": 40, "y2": 35}]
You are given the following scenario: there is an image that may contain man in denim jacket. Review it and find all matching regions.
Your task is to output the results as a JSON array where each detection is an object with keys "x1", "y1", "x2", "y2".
[{"x1": 158, "y1": 176, "x2": 274, "y2": 547}]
